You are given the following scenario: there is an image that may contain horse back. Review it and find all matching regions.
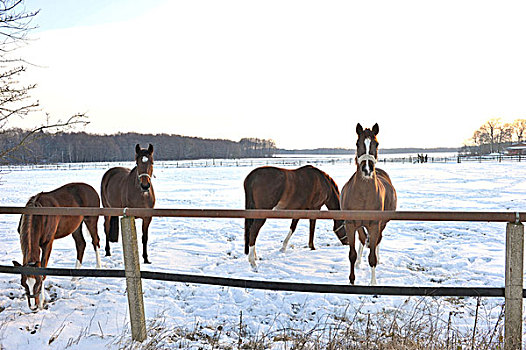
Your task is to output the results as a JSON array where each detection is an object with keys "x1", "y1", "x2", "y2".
[
  {"x1": 101, "y1": 167, "x2": 131, "y2": 208},
  {"x1": 293, "y1": 165, "x2": 338, "y2": 207},
  {"x1": 244, "y1": 166, "x2": 286, "y2": 209},
  {"x1": 48, "y1": 182, "x2": 100, "y2": 208}
]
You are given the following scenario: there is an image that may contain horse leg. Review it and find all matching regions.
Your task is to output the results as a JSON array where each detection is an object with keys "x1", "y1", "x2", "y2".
[
  {"x1": 103, "y1": 215, "x2": 112, "y2": 257},
  {"x1": 247, "y1": 218, "x2": 266, "y2": 271},
  {"x1": 141, "y1": 217, "x2": 152, "y2": 264},
  {"x1": 308, "y1": 219, "x2": 316, "y2": 250},
  {"x1": 345, "y1": 222, "x2": 358, "y2": 284},
  {"x1": 280, "y1": 219, "x2": 299, "y2": 253},
  {"x1": 38, "y1": 240, "x2": 55, "y2": 309},
  {"x1": 355, "y1": 227, "x2": 367, "y2": 268},
  {"x1": 72, "y1": 226, "x2": 86, "y2": 268},
  {"x1": 71, "y1": 226, "x2": 86, "y2": 282},
  {"x1": 366, "y1": 223, "x2": 381, "y2": 286},
  {"x1": 84, "y1": 215, "x2": 101, "y2": 268}
]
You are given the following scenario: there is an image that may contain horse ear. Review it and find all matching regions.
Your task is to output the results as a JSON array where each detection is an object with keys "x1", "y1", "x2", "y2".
[
  {"x1": 148, "y1": 144, "x2": 154, "y2": 154},
  {"x1": 356, "y1": 123, "x2": 363, "y2": 135},
  {"x1": 12, "y1": 260, "x2": 21, "y2": 267},
  {"x1": 372, "y1": 123, "x2": 379, "y2": 135},
  {"x1": 135, "y1": 144, "x2": 141, "y2": 154}
]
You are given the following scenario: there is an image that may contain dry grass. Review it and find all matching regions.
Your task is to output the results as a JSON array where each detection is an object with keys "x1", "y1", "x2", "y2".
[{"x1": 112, "y1": 296, "x2": 506, "y2": 350}]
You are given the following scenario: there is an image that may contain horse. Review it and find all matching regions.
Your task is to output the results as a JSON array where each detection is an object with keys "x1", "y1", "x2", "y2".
[
  {"x1": 244, "y1": 165, "x2": 348, "y2": 270},
  {"x1": 340, "y1": 123, "x2": 397, "y2": 285},
  {"x1": 101, "y1": 144, "x2": 155, "y2": 264},
  {"x1": 12, "y1": 182, "x2": 101, "y2": 311}
]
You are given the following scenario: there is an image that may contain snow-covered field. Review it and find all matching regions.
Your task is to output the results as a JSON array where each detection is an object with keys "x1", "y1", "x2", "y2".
[{"x1": 0, "y1": 159, "x2": 525, "y2": 349}]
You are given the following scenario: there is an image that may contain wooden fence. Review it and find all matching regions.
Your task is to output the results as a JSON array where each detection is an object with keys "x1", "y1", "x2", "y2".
[{"x1": 0, "y1": 207, "x2": 524, "y2": 349}]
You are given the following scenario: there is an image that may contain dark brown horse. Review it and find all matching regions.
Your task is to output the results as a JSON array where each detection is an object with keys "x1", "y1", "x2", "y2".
[
  {"x1": 244, "y1": 165, "x2": 347, "y2": 270},
  {"x1": 341, "y1": 123, "x2": 397, "y2": 285},
  {"x1": 101, "y1": 144, "x2": 155, "y2": 264},
  {"x1": 13, "y1": 183, "x2": 101, "y2": 311}
]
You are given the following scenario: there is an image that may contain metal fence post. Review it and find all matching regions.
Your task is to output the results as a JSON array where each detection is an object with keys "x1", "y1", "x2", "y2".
[
  {"x1": 121, "y1": 215, "x2": 147, "y2": 342},
  {"x1": 505, "y1": 221, "x2": 524, "y2": 350}
]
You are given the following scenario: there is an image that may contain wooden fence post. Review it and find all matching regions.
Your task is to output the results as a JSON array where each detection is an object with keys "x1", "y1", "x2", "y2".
[
  {"x1": 121, "y1": 215, "x2": 147, "y2": 342},
  {"x1": 505, "y1": 221, "x2": 524, "y2": 350}
]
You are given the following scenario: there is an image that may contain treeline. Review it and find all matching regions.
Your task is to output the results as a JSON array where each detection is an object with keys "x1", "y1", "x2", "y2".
[
  {"x1": 0, "y1": 129, "x2": 277, "y2": 164},
  {"x1": 461, "y1": 118, "x2": 526, "y2": 155},
  {"x1": 276, "y1": 147, "x2": 458, "y2": 155}
]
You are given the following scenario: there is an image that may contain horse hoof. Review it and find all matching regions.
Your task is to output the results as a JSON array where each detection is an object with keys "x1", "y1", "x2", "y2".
[{"x1": 144, "y1": 260, "x2": 151, "y2": 264}]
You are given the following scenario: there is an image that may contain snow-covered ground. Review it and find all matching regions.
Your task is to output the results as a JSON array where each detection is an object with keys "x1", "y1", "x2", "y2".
[{"x1": 0, "y1": 159, "x2": 525, "y2": 349}]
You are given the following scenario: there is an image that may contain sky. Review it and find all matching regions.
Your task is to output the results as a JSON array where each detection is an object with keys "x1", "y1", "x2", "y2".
[{"x1": 13, "y1": 0, "x2": 526, "y2": 149}]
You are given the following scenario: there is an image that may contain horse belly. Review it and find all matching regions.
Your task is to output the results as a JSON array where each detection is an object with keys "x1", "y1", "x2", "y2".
[{"x1": 55, "y1": 217, "x2": 83, "y2": 239}]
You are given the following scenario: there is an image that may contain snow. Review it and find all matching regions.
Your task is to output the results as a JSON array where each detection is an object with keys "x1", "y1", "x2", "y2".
[{"x1": 0, "y1": 159, "x2": 525, "y2": 348}]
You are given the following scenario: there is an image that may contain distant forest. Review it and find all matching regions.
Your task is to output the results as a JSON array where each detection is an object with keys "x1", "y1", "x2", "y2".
[
  {"x1": 0, "y1": 129, "x2": 277, "y2": 164},
  {"x1": 0, "y1": 129, "x2": 459, "y2": 165}
]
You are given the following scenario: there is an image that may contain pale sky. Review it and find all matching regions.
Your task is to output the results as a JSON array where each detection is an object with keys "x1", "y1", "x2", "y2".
[{"x1": 15, "y1": 0, "x2": 526, "y2": 149}]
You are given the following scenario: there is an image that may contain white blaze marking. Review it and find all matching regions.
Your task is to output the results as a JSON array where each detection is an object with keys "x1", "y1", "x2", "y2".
[
  {"x1": 363, "y1": 138, "x2": 371, "y2": 174},
  {"x1": 142, "y1": 156, "x2": 148, "y2": 163},
  {"x1": 27, "y1": 277, "x2": 36, "y2": 308}
]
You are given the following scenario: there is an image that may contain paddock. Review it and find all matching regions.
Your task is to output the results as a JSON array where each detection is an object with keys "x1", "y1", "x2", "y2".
[{"x1": 0, "y1": 160, "x2": 525, "y2": 349}]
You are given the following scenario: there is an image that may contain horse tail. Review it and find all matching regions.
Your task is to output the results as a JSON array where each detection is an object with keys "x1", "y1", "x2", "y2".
[
  {"x1": 108, "y1": 216, "x2": 119, "y2": 242},
  {"x1": 244, "y1": 179, "x2": 255, "y2": 255}
]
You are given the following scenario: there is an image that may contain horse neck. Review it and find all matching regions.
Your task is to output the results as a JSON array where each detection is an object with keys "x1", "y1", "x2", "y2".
[
  {"x1": 130, "y1": 166, "x2": 139, "y2": 182},
  {"x1": 129, "y1": 167, "x2": 142, "y2": 188},
  {"x1": 19, "y1": 212, "x2": 42, "y2": 265}
]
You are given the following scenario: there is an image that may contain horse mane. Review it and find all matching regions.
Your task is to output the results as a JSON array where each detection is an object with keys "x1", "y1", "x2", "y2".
[
  {"x1": 316, "y1": 168, "x2": 340, "y2": 196},
  {"x1": 19, "y1": 194, "x2": 43, "y2": 263}
]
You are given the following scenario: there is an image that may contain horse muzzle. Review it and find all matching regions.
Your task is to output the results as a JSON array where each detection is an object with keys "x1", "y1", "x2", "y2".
[
  {"x1": 138, "y1": 173, "x2": 152, "y2": 191},
  {"x1": 361, "y1": 162, "x2": 375, "y2": 178}
]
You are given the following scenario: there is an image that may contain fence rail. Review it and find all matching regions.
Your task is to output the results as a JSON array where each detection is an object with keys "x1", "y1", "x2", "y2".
[
  {"x1": 1, "y1": 206, "x2": 525, "y2": 223},
  {"x1": 1, "y1": 206, "x2": 523, "y2": 348},
  {"x1": 0, "y1": 265, "x2": 514, "y2": 298}
]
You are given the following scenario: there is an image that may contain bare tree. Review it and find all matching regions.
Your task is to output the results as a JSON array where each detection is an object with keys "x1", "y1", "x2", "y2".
[
  {"x1": 0, "y1": 0, "x2": 87, "y2": 163},
  {"x1": 512, "y1": 119, "x2": 526, "y2": 143}
]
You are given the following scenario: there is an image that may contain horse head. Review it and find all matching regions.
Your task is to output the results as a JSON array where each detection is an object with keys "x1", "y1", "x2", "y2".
[
  {"x1": 135, "y1": 144, "x2": 154, "y2": 192},
  {"x1": 13, "y1": 260, "x2": 43, "y2": 311},
  {"x1": 355, "y1": 123, "x2": 379, "y2": 179}
]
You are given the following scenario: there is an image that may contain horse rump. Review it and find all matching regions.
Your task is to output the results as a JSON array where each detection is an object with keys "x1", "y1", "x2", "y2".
[{"x1": 108, "y1": 216, "x2": 119, "y2": 242}]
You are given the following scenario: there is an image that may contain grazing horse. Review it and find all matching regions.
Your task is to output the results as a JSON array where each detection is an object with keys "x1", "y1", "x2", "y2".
[
  {"x1": 341, "y1": 123, "x2": 397, "y2": 285},
  {"x1": 244, "y1": 165, "x2": 348, "y2": 270},
  {"x1": 101, "y1": 144, "x2": 155, "y2": 264},
  {"x1": 13, "y1": 183, "x2": 101, "y2": 311}
]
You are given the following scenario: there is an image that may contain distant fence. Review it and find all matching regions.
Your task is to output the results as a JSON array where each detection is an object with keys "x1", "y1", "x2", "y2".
[
  {"x1": 0, "y1": 207, "x2": 523, "y2": 349},
  {"x1": 2, "y1": 154, "x2": 525, "y2": 171}
]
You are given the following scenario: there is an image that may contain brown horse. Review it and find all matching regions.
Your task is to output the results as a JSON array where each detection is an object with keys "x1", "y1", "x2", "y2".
[
  {"x1": 101, "y1": 144, "x2": 155, "y2": 264},
  {"x1": 341, "y1": 123, "x2": 397, "y2": 285},
  {"x1": 12, "y1": 182, "x2": 101, "y2": 311},
  {"x1": 244, "y1": 165, "x2": 348, "y2": 270}
]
